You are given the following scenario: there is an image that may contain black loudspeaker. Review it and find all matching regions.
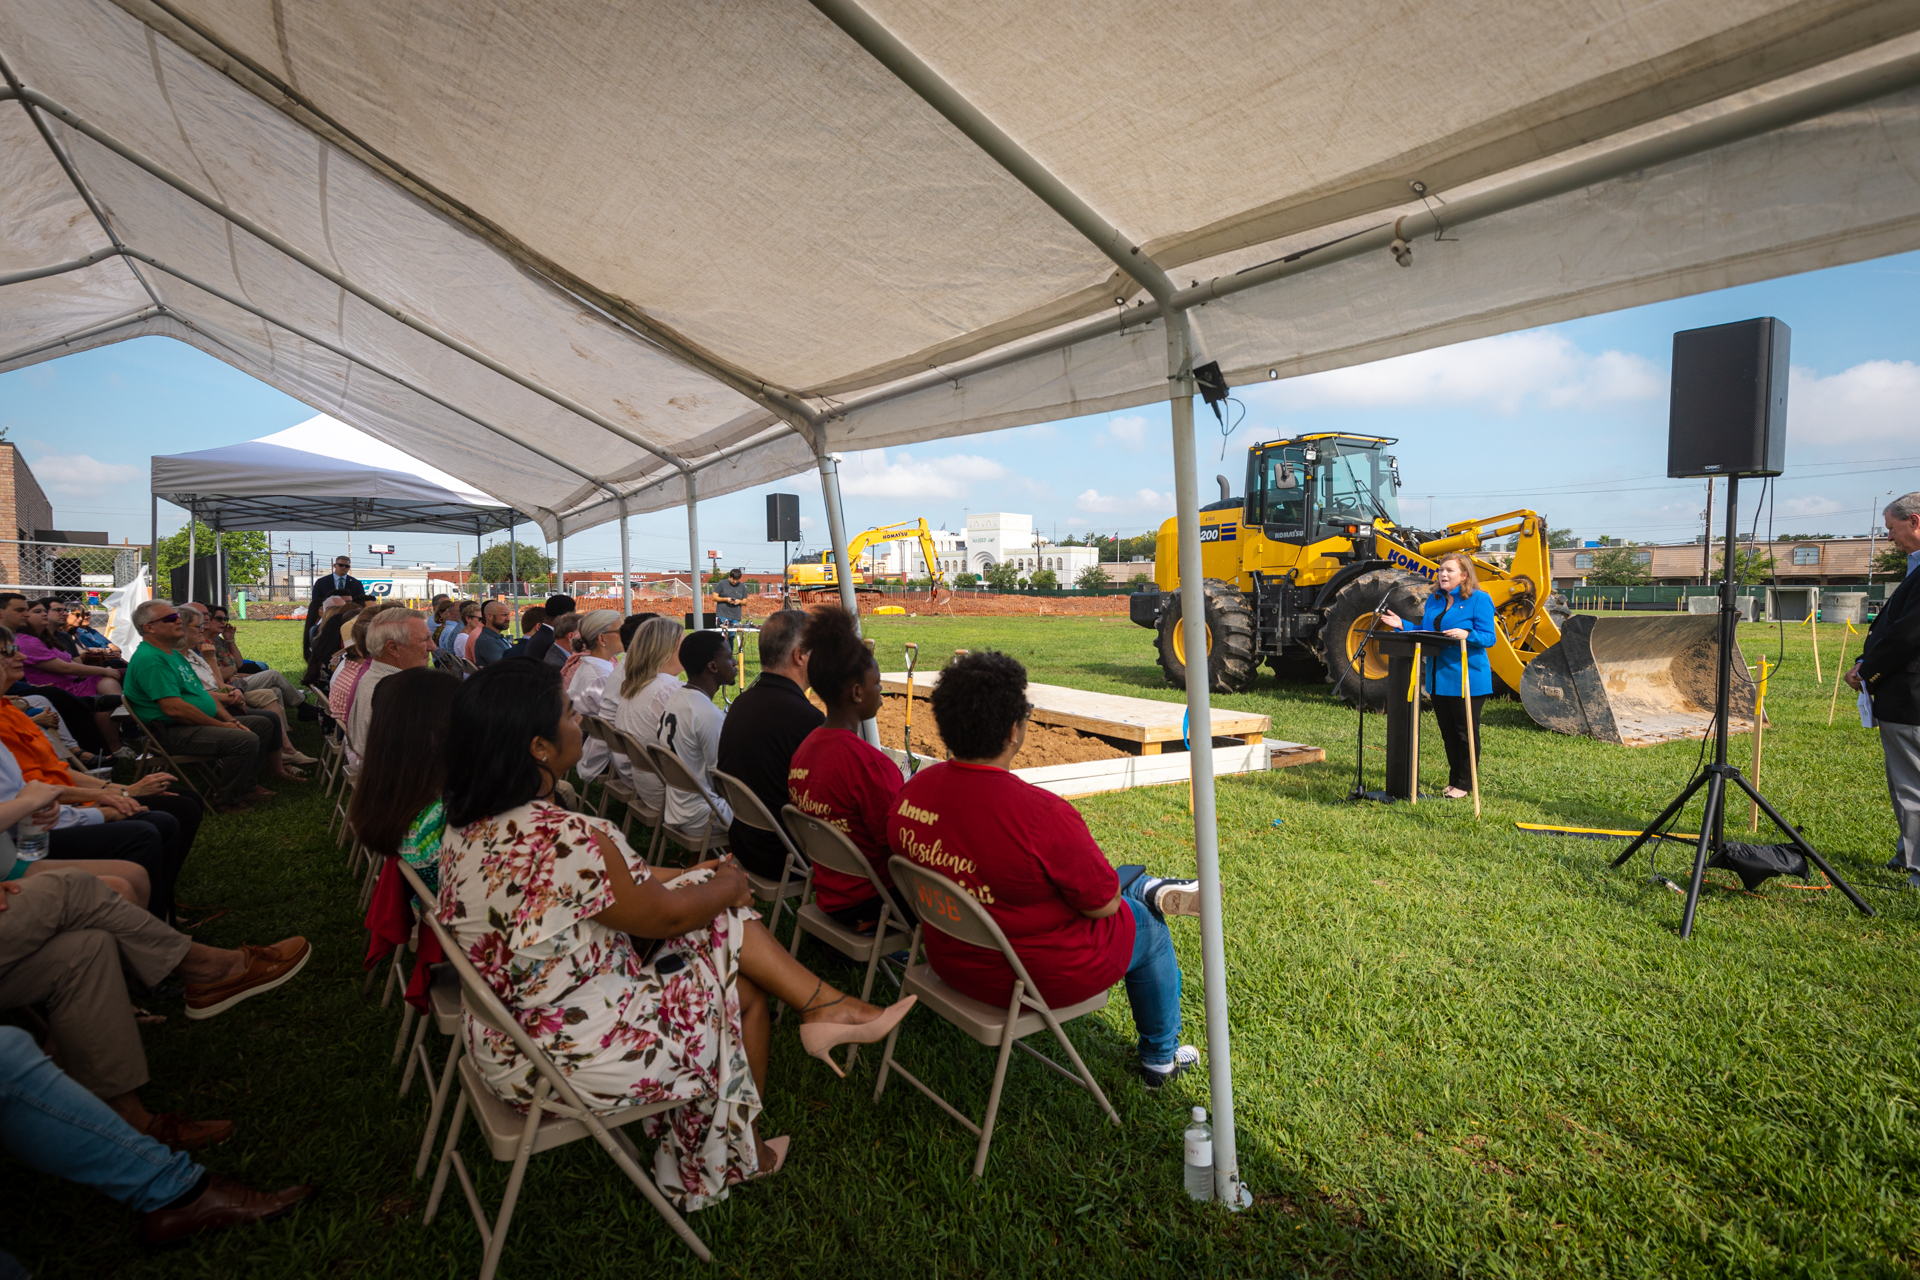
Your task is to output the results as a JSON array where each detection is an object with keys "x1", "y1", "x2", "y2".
[
  {"x1": 766, "y1": 493, "x2": 800, "y2": 542},
  {"x1": 1666, "y1": 317, "x2": 1789, "y2": 479}
]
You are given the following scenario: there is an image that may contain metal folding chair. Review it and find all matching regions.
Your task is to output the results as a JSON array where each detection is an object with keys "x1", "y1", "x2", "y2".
[
  {"x1": 874, "y1": 857, "x2": 1120, "y2": 1178},
  {"x1": 710, "y1": 770, "x2": 805, "y2": 935},
  {"x1": 579, "y1": 717, "x2": 639, "y2": 834},
  {"x1": 641, "y1": 742, "x2": 728, "y2": 867},
  {"x1": 416, "y1": 894, "x2": 712, "y2": 1272},
  {"x1": 780, "y1": 805, "x2": 912, "y2": 1068},
  {"x1": 394, "y1": 860, "x2": 467, "y2": 1179},
  {"x1": 120, "y1": 696, "x2": 214, "y2": 806}
]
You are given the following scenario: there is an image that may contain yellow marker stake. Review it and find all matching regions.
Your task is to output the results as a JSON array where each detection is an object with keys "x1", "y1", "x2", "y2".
[
  {"x1": 1804, "y1": 610, "x2": 1822, "y2": 684},
  {"x1": 1749, "y1": 655, "x2": 1770, "y2": 832},
  {"x1": 1461, "y1": 635, "x2": 1481, "y2": 818},
  {"x1": 1409, "y1": 642, "x2": 1421, "y2": 805},
  {"x1": 1827, "y1": 620, "x2": 1856, "y2": 727}
]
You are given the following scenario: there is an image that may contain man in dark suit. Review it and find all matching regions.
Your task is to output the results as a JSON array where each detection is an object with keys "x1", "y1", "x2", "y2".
[
  {"x1": 301, "y1": 556, "x2": 367, "y2": 659},
  {"x1": 1848, "y1": 492, "x2": 1920, "y2": 886},
  {"x1": 508, "y1": 593, "x2": 576, "y2": 664}
]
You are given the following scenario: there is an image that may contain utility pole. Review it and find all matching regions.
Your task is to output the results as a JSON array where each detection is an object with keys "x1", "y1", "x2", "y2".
[{"x1": 1701, "y1": 478, "x2": 1715, "y2": 586}]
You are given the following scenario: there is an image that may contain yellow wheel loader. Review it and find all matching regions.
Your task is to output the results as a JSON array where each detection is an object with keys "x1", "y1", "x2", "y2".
[{"x1": 1128, "y1": 433, "x2": 1749, "y2": 744}]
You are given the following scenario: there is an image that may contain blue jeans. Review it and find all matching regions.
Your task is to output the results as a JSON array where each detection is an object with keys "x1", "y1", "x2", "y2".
[
  {"x1": 1120, "y1": 878, "x2": 1183, "y2": 1065},
  {"x1": 0, "y1": 1027, "x2": 201, "y2": 1212}
]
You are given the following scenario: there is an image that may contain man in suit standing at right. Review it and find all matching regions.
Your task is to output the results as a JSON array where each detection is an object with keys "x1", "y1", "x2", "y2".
[
  {"x1": 1847, "y1": 491, "x2": 1920, "y2": 886},
  {"x1": 301, "y1": 556, "x2": 367, "y2": 660}
]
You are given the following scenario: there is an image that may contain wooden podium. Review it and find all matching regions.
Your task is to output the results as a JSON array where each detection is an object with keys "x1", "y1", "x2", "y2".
[{"x1": 1372, "y1": 629, "x2": 1450, "y2": 801}]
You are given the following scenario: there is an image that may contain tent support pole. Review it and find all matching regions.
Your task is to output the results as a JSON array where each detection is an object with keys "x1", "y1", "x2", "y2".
[
  {"x1": 685, "y1": 474, "x2": 703, "y2": 629},
  {"x1": 0, "y1": 308, "x2": 161, "y2": 371},
  {"x1": 556, "y1": 535, "x2": 564, "y2": 599},
  {"x1": 1164, "y1": 308, "x2": 1244, "y2": 1208},
  {"x1": 814, "y1": 446, "x2": 876, "y2": 745},
  {"x1": 214, "y1": 517, "x2": 224, "y2": 608},
  {"x1": 619, "y1": 499, "x2": 631, "y2": 616},
  {"x1": 185, "y1": 504, "x2": 196, "y2": 605},
  {"x1": 508, "y1": 522, "x2": 520, "y2": 635},
  {"x1": 148, "y1": 495, "x2": 157, "y2": 595}
]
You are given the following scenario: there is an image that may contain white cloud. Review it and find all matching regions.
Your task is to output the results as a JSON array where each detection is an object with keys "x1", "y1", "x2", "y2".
[
  {"x1": 1787, "y1": 360, "x2": 1920, "y2": 448},
  {"x1": 836, "y1": 449, "x2": 1008, "y2": 500},
  {"x1": 1075, "y1": 487, "x2": 1174, "y2": 515},
  {"x1": 1779, "y1": 495, "x2": 1846, "y2": 519},
  {"x1": 1242, "y1": 331, "x2": 1663, "y2": 415},
  {"x1": 29, "y1": 453, "x2": 141, "y2": 495},
  {"x1": 798, "y1": 515, "x2": 815, "y2": 531},
  {"x1": 1102, "y1": 414, "x2": 1152, "y2": 451}
]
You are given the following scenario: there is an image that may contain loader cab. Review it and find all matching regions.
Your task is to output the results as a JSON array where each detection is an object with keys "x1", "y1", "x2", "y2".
[{"x1": 1245, "y1": 434, "x2": 1400, "y2": 546}]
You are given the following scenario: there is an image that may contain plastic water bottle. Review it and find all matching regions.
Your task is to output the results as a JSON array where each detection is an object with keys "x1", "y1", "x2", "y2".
[
  {"x1": 13, "y1": 816, "x2": 49, "y2": 861},
  {"x1": 1183, "y1": 1106, "x2": 1213, "y2": 1201}
]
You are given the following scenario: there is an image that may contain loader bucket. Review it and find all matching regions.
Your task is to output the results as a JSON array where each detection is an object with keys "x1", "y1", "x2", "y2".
[{"x1": 1520, "y1": 614, "x2": 1755, "y2": 746}]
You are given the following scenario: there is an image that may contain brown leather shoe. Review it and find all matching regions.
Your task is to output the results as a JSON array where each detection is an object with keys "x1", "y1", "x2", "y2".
[
  {"x1": 141, "y1": 1174, "x2": 315, "y2": 1244},
  {"x1": 184, "y1": 938, "x2": 312, "y2": 1021},
  {"x1": 140, "y1": 1112, "x2": 233, "y2": 1152}
]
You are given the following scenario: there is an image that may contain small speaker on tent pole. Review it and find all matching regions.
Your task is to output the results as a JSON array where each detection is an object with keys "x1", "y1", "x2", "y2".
[
  {"x1": 766, "y1": 493, "x2": 800, "y2": 542},
  {"x1": 1666, "y1": 317, "x2": 1790, "y2": 479}
]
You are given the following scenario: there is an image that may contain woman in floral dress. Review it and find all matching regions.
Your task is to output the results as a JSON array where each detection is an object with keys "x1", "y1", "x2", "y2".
[{"x1": 437, "y1": 661, "x2": 915, "y2": 1208}]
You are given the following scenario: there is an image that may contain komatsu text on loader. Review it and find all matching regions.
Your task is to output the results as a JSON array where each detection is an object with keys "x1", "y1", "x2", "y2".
[{"x1": 1128, "y1": 433, "x2": 1751, "y2": 745}]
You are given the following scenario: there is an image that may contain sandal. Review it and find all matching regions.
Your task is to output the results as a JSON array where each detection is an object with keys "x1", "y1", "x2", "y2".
[
  {"x1": 755, "y1": 1135, "x2": 790, "y2": 1179},
  {"x1": 133, "y1": 1007, "x2": 167, "y2": 1028}
]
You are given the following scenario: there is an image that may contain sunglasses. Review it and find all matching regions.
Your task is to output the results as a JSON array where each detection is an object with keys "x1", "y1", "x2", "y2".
[
  {"x1": 0, "y1": 646, "x2": 17, "y2": 657},
  {"x1": 151, "y1": 612, "x2": 181, "y2": 624}
]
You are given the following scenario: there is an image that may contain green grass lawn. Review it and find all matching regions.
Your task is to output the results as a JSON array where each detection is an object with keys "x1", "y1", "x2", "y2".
[{"x1": 16, "y1": 615, "x2": 1919, "y2": 1278}]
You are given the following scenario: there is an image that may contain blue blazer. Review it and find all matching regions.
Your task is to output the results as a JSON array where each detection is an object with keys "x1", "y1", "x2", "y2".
[{"x1": 1421, "y1": 588, "x2": 1497, "y2": 698}]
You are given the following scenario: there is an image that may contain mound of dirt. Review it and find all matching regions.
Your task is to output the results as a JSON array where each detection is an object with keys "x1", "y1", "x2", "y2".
[{"x1": 873, "y1": 692, "x2": 1128, "y2": 767}]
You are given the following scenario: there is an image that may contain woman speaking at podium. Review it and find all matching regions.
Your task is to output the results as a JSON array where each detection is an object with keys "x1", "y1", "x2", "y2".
[{"x1": 1378, "y1": 552, "x2": 1496, "y2": 799}]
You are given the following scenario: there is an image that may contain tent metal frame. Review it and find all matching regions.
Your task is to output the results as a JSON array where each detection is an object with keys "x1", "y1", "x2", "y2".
[{"x1": 7, "y1": 10, "x2": 1920, "y2": 1208}]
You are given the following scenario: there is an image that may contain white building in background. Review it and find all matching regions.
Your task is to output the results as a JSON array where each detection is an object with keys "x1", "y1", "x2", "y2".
[{"x1": 862, "y1": 512, "x2": 1098, "y2": 581}]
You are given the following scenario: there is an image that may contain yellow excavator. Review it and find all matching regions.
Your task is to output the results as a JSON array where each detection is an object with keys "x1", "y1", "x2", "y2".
[
  {"x1": 788, "y1": 518, "x2": 947, "y2": 598},
  {"x1": 1130, "y1": 433, "x2": 1749, "y2": 744}
]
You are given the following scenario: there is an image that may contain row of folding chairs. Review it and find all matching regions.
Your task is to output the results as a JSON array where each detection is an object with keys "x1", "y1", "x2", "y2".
[{"x1": 354, "y1": 709, "x2": 1122, "y2": 1274}]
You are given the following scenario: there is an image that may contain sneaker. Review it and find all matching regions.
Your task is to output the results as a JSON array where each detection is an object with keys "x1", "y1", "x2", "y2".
[
  {"x1": 1142, "y1": 878, "x2": 1201, "y2": 924},
  {"x1": 1139, "y1": 1044, "x2": 1200, "y2": 1089}
]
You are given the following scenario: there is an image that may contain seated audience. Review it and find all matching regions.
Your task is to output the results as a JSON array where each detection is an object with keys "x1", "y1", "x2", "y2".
[
  {"x1": 620, "y1": 612, "x2": 657, "y2": 648},
  {"x1": 610, "y1": 616, "x2": 685, "y2": 805},
  {"x1": 0, "y1": 626, "x2": 203, "y2": 921},
  {"x1": 545, "y1": 612, "x2": 581, "y2": 674},
  {"x1": 15, "y1": 597, "x2": 123, "y2": 756},
  {"x1": 436, "y1": 661, "x2": 913, "y2": 1205},
  {"x1": 0, "y1": 1027, "x2": 314, "y2": 1248},
  {"x1": 522, "y1": 593, "x2": 576, "y2": 664},
  {"x1": 302, "y1": 601, "x2": 359, "y2": 689},
  {"x1": 449, "y1": 601, "x2": 483, "y2": 660},
  {"x1": 346, "y1": 667, "x2": 460, "y2": 895},
  {"x1": 0, "y1": 595, "x2": 110, "y2": 761},
  {"x1": 428, "y1": 595, "x2": 453, "y2": 645},
  {"x1": 563, "y1": 611, "x2": 625, "y2": 781},
  {"x1": 0, "y1": 770, "x2": 147, "y2": 907},
  {"x1": 657, "y1": 631, "x2": 735, "y2": 833},
  {"x1": 69, "y1": 606, "x2": 120, "y2": 660},
  {"x1": 0, "y1": 868, "x2": 307, "y2": 1148},
  {"x1": 209, "y1": 610, "x2": 293, "y2": 710},
  {"x1": 888, "y1": 651, "x2": 1205, "y2": 1089},
  {"x1": 177, "y1": 606, "x2": 308, "y2": 782},
  {"x1": 715, "y1": 610, "x2": 819, "y2": 880},
  {"x1": 347, "y1": 608, "x2": 433, "y2": 767},
  {"x1": 122, "y1": 601, "x2": 279, "y2": 814},
  {"x1": 788, "y1": 608, "x2": 911, "y2": 934},
  {"x1": 501, "y1": 606, "x2": 548, "y2": 662},
  {"x1": 326, "y1": 605, "x2": 394, "y2": 727},
  {"x1": 472, "y1": 601, "x2": 512, "y2": 666}
]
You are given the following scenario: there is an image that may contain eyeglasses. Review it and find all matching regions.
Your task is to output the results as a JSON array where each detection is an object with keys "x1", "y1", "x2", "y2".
[{"x1": 0, "y1": 646, "x2": 18, "y2": 657}]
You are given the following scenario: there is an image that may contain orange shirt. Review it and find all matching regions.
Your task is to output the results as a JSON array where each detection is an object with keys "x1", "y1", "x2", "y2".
[{"x1": 0, "y1": 700, "x2": 76, "y2": 789}]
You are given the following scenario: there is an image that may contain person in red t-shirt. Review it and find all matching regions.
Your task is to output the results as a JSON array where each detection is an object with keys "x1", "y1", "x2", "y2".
[
  {"x1": 788, "y1": 608, "x2": 914, "y2": 936},
  {"x1": 888, "y1": 651, "x2": 1203, "y2": 1088}
]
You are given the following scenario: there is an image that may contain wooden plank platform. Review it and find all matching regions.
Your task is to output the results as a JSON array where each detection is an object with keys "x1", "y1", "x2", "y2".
[
  {"x1": 878, "y1": 741, "x2": 1320, "y2": 800},
  {"x1": 879, "y1": 672, "x2": 1271, "y2": 749}
]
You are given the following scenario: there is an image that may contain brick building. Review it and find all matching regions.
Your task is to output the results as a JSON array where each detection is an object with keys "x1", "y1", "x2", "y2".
[
  {"x1": 0, "y1": 445, "x2": 53, "y2": 585},
  {"x1": 1551, "y1": 535, "x2": 1891, "y2": 587}
]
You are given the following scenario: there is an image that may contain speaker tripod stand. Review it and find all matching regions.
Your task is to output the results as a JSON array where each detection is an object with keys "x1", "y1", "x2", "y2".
[{"x1": 1612, "y1": 473, "x2": 1874, "y2": 937}]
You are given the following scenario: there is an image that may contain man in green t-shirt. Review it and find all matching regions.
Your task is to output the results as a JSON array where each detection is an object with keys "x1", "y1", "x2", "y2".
[{"x1": 124, "y1": 601, "x2": 279, "y2": 813}]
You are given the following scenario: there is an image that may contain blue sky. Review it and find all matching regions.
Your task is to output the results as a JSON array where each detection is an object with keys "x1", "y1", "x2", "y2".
[{"x1": 3, "y1": 249, "x2": 1917, "y2": 573}]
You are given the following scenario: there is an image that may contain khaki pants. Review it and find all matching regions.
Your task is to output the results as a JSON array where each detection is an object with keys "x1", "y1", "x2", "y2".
[
  {"x1": 0, "y1": 870, "x2": 190, "y2": 1097},
  {"x1": 151, "y1": 714, "x2": 277, "y2": 803}
]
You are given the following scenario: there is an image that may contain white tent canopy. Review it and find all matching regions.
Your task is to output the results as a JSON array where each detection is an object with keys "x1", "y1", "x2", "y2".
[
  {"x1": 151, "y1": 413, "x2": 518, "y2": 535},
  {"x1": 8, "y1": 0, "x2": 1920, "y2": 1210}
]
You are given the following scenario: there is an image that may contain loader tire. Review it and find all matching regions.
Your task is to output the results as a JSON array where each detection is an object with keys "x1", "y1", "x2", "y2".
[
  {"x1": 1319, "y1": 569, "x2": 1429, "y2": 710},
  {"x1": 1156, "y1": 579, "x2": 1258, "y2": 693}
]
